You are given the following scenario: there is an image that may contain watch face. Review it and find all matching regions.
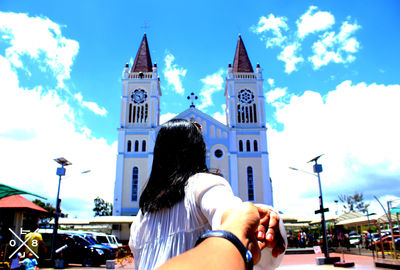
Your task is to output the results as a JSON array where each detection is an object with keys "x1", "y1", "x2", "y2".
[
  {"x1": 238, "y1": 89, "x2": 255, "y2": 105},
  {"x1": 131, "y1": 89, "x2": 147, "y2": 104}
]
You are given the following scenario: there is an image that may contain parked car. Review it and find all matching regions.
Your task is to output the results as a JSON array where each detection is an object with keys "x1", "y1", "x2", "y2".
[
  {"x1": 42, "y1": 232, "x2": 115, "y2": 266},
  {"x1": 86, "y1": 232, "x2": 122, "y2": 249},
  {"x1": 66, "y1": 232, "x2": 118, "y2": 257},
  {"x1": 349, "y1": 235, "x2": 361, "y2": 247},
  {"x1": 369, "y1": 235, "x2": 400, "y2": 251}
]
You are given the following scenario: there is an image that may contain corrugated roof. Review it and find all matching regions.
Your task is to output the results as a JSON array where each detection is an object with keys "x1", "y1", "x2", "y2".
[
  {"x1": 335, "y1": 212, "x2": 364, "y2": 223},
  {"x1": 131, "y1": 34, "x2": 153, "y2": 73},
  {"x1": 232, "y1": 35, "x2": 253, "y2": 73},
  {"x1": 336, "y1": 214, "x2": 379, "y2": 226},
  {"x1": 0, "y1": 195, "x2": 47, "y2": 213}
]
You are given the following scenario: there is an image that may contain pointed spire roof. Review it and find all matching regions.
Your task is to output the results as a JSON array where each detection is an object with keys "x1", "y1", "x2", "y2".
[
  {"x1": 232, "y1": 35, "x2": 253, "y2": 73},
  {"x1": 131, "y1": 34, "x2": 153, "y2": 72}
]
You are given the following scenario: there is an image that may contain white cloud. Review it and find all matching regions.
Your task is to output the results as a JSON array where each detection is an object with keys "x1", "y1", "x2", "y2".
[
  {"x1": 267, "y1": 78, "x2": 275, "y2": 87},
  {"x1": 266, "y1": 87, "x2": 286, "y2": 103},
  {"x1": 278, "y1": 43, "x2": 304, "y2": 73},
  {"x1": 0, "y1": 11, "x2": 79, "y2": 88},
  {"x1": 0, "y1": 12, "x2": 115, "y2": 218},
  {"x1": 160, "y1": 112, "x2": 177, "y2": 124},
  {"x1": 74, "y1": 93, "x2": 107, "y2": 116},
  {"x1": 268, "y1": 81, "x2": 400, "y2": 217},
  {"x1": 197, "y1": 69, "x2": 225, "y2": 110},
  {"x1": 251, "y1": 14, "x2": 288, "y2": 48},
  {"x1": 213, "y1": 104, "x2": 226, "y2": 125},
  {"x1": 308, "y1": 20, "x2": 360, "y2": 69},
  {"x1": 163, "y1": 52, "x2": 187, "y2": 94},
  {"x1": 296, "y1": 6, "x2": 335, "y2": 39},
  {"x1": 252, "y1": 6, "x2": 361, "y2": 72}
]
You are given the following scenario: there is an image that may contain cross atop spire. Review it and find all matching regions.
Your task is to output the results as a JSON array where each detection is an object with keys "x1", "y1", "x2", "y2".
[
  {"x1": 187, "y1": 92, "x2": 198, "y2": 108},
  {"x1": 232, "y1": 35, "x2": 253, "y2": 73},
  {"x1": 131, "y1": 34, "x2": 153, "y2": 73}
]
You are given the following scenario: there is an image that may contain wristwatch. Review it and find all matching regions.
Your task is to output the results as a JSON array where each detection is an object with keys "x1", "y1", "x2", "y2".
[{"x1": 195, "y1": 230, "x2": 253, "y2": 270}]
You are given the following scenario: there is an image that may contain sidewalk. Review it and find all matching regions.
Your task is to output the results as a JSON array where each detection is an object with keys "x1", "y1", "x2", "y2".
[
  {"x1": 278, "y1": 252, "x2": 389, "y2": 269},
  {"x1": 41, "y1": 252, "x2": 398, "y2": 270}
]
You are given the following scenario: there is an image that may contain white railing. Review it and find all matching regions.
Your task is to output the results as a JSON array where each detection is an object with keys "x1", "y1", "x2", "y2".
[
  {"x1": 128, "y1": 72, "x2": 154, "y2": 79},
  {"x1": 232, "y1": 73, "x2": 257, "y2": 79}
]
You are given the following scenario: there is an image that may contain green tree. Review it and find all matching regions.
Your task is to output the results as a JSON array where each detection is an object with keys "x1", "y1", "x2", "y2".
[
  {"x1": 93, "y1": 197, "x2": 113, "y2": 216},
  {"x1": 32, "y1": 199, "x2": 61, "y2": 226},
  {"x1": 338, "y1": 192, "x2": 369, "y2": 213}
]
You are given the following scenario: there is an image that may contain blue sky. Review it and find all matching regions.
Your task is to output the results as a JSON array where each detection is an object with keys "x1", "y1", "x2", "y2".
[{"x1": 0, "y1": 0, "x2": 399, "y2": 219}]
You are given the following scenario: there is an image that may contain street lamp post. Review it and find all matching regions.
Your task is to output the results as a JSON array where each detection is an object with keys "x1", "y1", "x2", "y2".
[
  {"x1": 290, "y1": 155, "x2": 340, "y2": 265},
  {"x1": 308, "y1": 155, "x2": 330, "y2": 260},
  {"x1": 50, "y1": 157, "x2": 72, "y2": 262}
]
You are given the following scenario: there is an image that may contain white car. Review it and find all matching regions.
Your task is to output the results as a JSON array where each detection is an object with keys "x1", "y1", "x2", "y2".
[{"x1": 87, "y1": 232, "x2": 122, "y2": 249}]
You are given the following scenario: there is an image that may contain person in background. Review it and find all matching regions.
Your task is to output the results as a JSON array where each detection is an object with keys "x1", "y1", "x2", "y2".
[
  {"x1": 10, "y1": 249, "x2": 23, "y2": 270},
  {"x1": 24, "y1": 229, "x2": 46, "y2": 258},
  {"x1": 20, "y1": 253, "x2": 38, "y2": 270},
  {"x1": 129, "y1": 119, "x2": 286, "y2": 270}
]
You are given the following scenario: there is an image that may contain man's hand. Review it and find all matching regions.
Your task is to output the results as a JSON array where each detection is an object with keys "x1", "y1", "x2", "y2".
[{"x1": 219, "y1": 202, "x2": 262, "y2": 264}]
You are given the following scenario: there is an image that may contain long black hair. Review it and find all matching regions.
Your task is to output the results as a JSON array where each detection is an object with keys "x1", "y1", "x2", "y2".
[{"x1": 139, "y1": 118, "x2": 208, "y2": 213}]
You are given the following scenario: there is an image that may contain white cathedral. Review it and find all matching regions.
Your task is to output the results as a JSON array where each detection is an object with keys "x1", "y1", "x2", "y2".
[{"x1": 113, "y1": 34, "x2": 273, "y2": 216}]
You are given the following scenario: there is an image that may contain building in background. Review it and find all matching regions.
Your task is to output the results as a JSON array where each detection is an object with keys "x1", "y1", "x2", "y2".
[{"x1": 113, "y1": 34, "x2": 273, "y2": 216}]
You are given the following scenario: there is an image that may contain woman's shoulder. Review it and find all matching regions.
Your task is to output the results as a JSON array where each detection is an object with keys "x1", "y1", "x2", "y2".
[
  {"x1": 188, "y1": 172, "x2": 229, "y2": 187},
  {"x1": 187, "y1": 172, "x2": 231, "y2": 200}
]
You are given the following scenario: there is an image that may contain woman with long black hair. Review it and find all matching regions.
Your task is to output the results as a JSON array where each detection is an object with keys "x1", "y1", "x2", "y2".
[{"x1": 129, "y1": 119, "x2": 286, "y2": 270}]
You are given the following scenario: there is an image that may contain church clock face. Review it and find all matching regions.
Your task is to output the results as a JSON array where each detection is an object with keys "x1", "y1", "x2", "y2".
[
  {"x1": 131, "y1": 88, "x2": 147, "y2": 104},
  {"x1": 238, "y1": 88, "x2": 255, "y2": 105}
]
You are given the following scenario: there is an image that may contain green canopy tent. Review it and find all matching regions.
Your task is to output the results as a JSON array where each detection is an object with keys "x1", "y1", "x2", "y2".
[
  {"x1": 391, "y1": 203, "x2": 400, "y2": 213},
  {"x1": 0, "y1": 183, "x2": 47, "y2": 200}
]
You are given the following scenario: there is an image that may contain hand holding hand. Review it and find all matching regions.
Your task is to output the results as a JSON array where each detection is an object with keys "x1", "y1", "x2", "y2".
[{"x1": 254, "y1": 206, "x2": 286, "y2": 257}]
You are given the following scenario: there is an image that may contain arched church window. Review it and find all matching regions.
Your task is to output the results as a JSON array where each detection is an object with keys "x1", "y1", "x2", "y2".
[
  {"x1": 247, "y1": 167, "x2": 254, "y2": 201},
  {"x1": 239, "y1": 140, "x2": 243, "y2": 152},
  {"x1": 129, "y1": 103, "x2": 132, "y2": 123},
  {"x1": 253, "y1": 104, "x2": 257, "y2": 123},
  {"x1": 131, "y1": 167, "x2": 139, "y2": 201},
  {"x1": 137, "y1": 106, "x2": 141, "y2": 122},
  {"x1": 132, "y1": 106, "x2": 136, "y2": 123},
  {"x1": 237, "y1": 104, "x2": 241, "y2": 123},
  {"x1": 127, "y1": 140, "x2": 132, "y2": 152},
  {"x1": 140, "y1": 105, "x2": 144, "y2": 123},
  {"x1": 142, "y1": 140, "x2": 146, "y2": 152},
  {"x1": 134, "y1": 140, "x2": 139, "y2": 152},
  {"x1": 238, "y1": 88, "x2": 255, "y2": 124},
  {"x1": 145, "y1": 104, "x2": 148, "y2": 122},
  {"x1": 254, "y1": 140, "x2": 258, "y2": 152},
  {"x1": 246, "y1": 140, "x2": 251, "y2": 152}
]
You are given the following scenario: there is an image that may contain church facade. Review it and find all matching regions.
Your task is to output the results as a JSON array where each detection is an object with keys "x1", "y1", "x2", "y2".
[{"x1": 113, "y1": 34, "x2": 273, "y2": 216}]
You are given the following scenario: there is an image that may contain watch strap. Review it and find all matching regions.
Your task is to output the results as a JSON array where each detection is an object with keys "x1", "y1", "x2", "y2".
[{"x1": 195, "y1": 230, "x2": 253, "y2": 270}]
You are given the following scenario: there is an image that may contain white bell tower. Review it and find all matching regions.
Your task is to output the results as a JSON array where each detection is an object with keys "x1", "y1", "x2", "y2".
[
  {"x1": 225, "y1": 35, "x2": 273, "y2": 205},
  {"x1": 114, "y1": 34, "x2": 161, "y2": 216}
]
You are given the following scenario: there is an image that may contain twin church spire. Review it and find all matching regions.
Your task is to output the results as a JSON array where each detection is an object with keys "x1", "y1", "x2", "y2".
[
  {"x1": 131, "y1": 33, "x2": 254, "y2": 74},
  {"x1": 126, "y1": 33, "x2": 262, "y2": 128}
]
